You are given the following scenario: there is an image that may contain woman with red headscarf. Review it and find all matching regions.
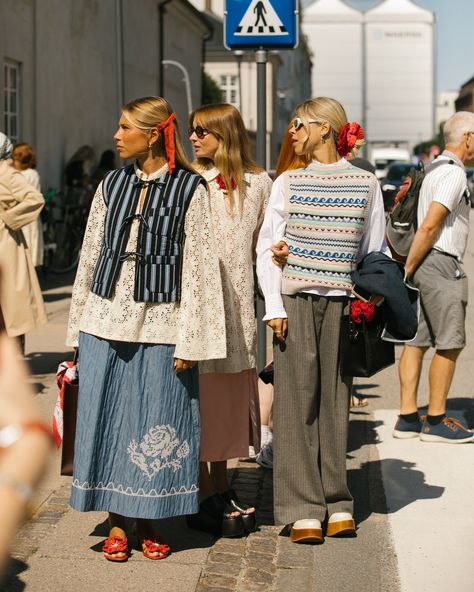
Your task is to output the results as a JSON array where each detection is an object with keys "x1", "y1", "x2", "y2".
[
  {"x1": 257, "y1": 97, "x2": 387, "y2": 544},
  {"x1": 66, "y1": 97, "x2": 226, "y2": 561}
]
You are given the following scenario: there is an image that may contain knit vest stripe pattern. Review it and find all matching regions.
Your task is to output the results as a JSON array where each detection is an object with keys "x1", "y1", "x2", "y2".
[
  {"x1": 282, "y1": 163, "x2": 375, "y2": 294},
  {"x1": 91, "y1": 164, "x2": 203, "y2": 303}
]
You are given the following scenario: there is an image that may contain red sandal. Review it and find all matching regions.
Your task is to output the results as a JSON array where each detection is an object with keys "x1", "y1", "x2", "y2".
[
  {"x1": 102, "y1": 536, "x2": 129, "y2": 562},
  {"x1": 141, "y1": 537, "x2": 171, "y2": 560}
]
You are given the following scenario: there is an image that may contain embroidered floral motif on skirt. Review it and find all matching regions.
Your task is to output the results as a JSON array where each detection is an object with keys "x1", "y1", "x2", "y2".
[{"x1": 70, "y1": 332, "x2": 200, "y2": 519}]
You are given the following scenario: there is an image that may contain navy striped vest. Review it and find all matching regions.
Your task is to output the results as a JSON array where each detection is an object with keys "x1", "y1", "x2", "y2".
[{"x1": 90, "y1": 164, "x2": 204, "y2": 303}]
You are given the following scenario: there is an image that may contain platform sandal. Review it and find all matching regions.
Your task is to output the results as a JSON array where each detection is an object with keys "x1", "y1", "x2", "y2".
[
  {"x1": 221, "y1": 488, "x2": 257, "y2": 534},
  {"x1": 186, "y1": 492, "x2": 245, "y2": 538}
]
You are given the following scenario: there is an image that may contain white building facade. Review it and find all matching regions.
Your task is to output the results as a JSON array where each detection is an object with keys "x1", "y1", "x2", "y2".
[
  {"x1": 0, "y1": 0, "x2": 209, "y2": 188},
  {"x1": 303, "y1": 0, "x2": 435, "y2": 153}
]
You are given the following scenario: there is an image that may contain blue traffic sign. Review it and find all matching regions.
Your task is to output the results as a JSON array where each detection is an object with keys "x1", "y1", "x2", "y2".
[{"x1": 224, "y1": 0, "x2": 299, "y2": 50}]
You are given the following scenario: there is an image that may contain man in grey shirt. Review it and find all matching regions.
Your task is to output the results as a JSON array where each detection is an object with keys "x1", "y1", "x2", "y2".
[{"x1": 393, "y1": 111, "x2": 474, "y2": 443}]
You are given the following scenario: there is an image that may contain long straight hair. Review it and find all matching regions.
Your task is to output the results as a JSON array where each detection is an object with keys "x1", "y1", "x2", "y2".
[
  {"x1": 122, "y1": 96, "x2": 195, "y2": 173},
  {"x1": 189, "y1": 103, "x2": 262, "y2": 212}
]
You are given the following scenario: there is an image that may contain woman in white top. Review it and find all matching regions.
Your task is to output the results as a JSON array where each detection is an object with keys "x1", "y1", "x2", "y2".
[
  {"x1": 11, "y1": 144, "x2": 45, "y2": 268},
  {"x1": 188, "y1": 103, "x2": 272, "y2": 537},
  {"x1": 256, "y1": 97, "x2": 387, "y2": 544}
]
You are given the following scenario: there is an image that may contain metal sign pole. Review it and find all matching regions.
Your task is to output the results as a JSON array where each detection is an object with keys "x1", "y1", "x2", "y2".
[{"x1": 256, "y1": 48, "x2": 267, "y2": 371}]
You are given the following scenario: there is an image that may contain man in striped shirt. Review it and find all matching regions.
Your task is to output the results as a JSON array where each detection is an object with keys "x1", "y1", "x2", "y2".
[{"x1": 393, "y1": 112, "x2": 474, "y2": 443}]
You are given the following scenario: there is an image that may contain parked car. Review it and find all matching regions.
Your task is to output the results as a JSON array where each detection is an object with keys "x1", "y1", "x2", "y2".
[
  {"x1": 371, "y1": 147, "x2": 411, "y2": 180},
  {"x1": 381, "y1": 161, "x2": 416, "y2": 211},
  {"x1": 466, "y1": 167, "x2": 474, "y2": 208}
]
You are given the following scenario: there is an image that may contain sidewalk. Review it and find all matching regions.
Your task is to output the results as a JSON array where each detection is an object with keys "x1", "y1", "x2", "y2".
[{"x1": 2, "y1": 272, "x2": 399, "y2": 592}]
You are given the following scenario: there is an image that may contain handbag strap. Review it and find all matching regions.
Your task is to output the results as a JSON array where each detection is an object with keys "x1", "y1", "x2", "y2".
[{"x1": 73, "y1": 348, "x2": 79, "y2": 364}]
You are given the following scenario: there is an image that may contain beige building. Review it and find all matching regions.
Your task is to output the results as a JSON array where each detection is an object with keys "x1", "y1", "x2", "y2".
[{"x1": 1, "y1": 0, "x2": 209, "y2": 188}]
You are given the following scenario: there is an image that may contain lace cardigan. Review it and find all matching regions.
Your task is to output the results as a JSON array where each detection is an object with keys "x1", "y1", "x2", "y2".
[
  {"x1": 198, "y1": 167, "x2": 272, "y2": 374},
  {"x1": 66, "y1": 163, "x2": 226, "y2": 361}
]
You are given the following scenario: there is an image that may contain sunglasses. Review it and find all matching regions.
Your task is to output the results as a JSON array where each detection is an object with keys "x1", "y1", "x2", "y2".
[
  {"x1": 188, "y1": 125, "x2": 212, "y2": 139},
  {"x1": 291, "y1": 117, "x2": 319, "y2": 131}
]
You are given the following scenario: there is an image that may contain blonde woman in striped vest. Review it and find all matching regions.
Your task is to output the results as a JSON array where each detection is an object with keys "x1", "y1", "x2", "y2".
[
  {"x1": 256, "y1": 97, "x2": 387, "y2": 544},
  {"x1": 66, "y1": 97, "x2": 226, "y2": 561}
]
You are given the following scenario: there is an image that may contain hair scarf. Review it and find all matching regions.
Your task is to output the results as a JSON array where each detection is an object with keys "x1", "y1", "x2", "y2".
[
  {"x1": 0, "y1": 132, "x2": 13, "y2": 161},
  {"x1": 157, "y1": 113, "x2": 177, "y2": 174},
  {"x1": 337, "y1": 122, "x2": 364, "y2": 157}
]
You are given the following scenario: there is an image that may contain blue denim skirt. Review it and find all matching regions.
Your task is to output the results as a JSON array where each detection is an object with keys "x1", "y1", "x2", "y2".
[{"x1": 70, "y1": 332, "x2": 200, "y2": 519}]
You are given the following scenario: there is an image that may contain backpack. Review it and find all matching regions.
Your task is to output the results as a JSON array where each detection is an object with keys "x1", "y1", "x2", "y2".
[{"x1": 386, "y1": 158, "x2": 464, "y2": 261}]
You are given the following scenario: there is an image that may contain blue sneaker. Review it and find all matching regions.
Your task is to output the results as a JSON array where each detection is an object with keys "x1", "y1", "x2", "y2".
[
  {"x1": 392, "y1": 415, "x2": 424, "y2": 439},
  {"x1": 420, "y1": 417, "x2": 474, "y2": 443}
]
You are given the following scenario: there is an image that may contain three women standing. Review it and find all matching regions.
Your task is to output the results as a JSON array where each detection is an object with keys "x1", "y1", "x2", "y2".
[
  {"x1": 66, "y1": 96, "x2": 226, "y2": 561},
  {"x1": 257, "y1": 97, "x2": 387, "y2": 543},
  {"x1": 187, "y1": 104, "x2": 272, "y2": 536}
]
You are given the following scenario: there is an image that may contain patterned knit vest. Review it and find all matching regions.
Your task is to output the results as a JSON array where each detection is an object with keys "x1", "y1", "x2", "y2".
[{"x1": 282, "y1": 162, "x2": 376, "y2": 294}]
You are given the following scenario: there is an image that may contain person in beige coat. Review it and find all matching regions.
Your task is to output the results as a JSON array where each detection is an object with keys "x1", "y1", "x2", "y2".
[{"x1": 0, "y1": 133, "x2": 47, "y2": 340}]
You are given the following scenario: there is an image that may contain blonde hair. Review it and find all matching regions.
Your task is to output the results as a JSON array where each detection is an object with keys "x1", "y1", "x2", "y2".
[
  {"x1": 295, "y1": 97, "x2": 365, "y2": 157},
  {"x1": 122, "y1": 96, "x2": 194, "y2": 172},
  {"x1": 190, "y1": 103, "x2": 262, "y2": 212}
]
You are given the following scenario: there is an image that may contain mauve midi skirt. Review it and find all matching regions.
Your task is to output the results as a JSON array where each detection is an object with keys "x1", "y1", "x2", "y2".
[
  {"x1": 199, "y1": 369, "x2": 261, "y2": 462},
  {"x1": 70, "y1": 332, "x2": 200, "y2": 519}
]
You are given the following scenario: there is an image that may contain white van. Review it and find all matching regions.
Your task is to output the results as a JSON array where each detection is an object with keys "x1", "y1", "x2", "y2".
[{"x1": 371, "y1": 147, "x2": 411, "y2": 180}]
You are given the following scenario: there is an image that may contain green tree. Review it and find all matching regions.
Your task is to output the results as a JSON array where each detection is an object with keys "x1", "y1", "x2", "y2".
[{"x1": 202, "y1": 71, "x2": 223, "y2": 105}]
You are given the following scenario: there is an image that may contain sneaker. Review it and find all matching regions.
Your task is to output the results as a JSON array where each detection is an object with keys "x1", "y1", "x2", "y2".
[
  {"x1": 392, "y1": 415, "x2": 424, "y2": 439},
  {"x1": 256, "y1": 441, "x2": 273, "y2": 469},
  {"x1": 420, "y1": 417, "x2": 474, "y2": 443}
]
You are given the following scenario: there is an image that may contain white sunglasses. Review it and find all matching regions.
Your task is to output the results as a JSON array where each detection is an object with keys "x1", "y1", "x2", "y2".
[{"x1": 291, "y1": 117, "x2": 319, "y2": 131}]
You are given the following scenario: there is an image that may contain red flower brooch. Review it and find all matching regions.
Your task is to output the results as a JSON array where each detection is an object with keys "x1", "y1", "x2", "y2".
[
  {"x1": 350, "y1": 300, "x2": 375, "y2": 324},
  {"x1": 337, "y1": 122, "x2": 365, "y2": 157},
  {"x1": 215, "y1": 174, "x2": 237, "y2": 192}
]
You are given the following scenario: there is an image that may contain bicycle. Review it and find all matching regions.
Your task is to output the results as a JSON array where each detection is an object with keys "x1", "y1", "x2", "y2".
[{"x1": 42, "y1": 186, "x2": 91, "y2": 274}]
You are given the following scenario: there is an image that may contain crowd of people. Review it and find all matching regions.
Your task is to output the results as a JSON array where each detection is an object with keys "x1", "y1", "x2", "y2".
[{"x1": 0, "y1": 96, "x2": 473, "y2": 565}]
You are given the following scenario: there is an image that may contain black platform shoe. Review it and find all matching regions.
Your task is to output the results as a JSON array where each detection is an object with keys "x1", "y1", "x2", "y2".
[
  {"x1": 221, "y1": 488, "x2": 257, "y2": 534},
  {"x1": 186, "y1": 493, "x2": 245, "y2": 538}
]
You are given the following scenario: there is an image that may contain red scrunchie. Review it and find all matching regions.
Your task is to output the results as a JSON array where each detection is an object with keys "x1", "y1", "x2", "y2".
[
  {"x1": 157, "y1": 113, "x2": 177, "y2": 174},
  {"x1": 337, "y1": 122, "x2": 365, "y2": 157}
]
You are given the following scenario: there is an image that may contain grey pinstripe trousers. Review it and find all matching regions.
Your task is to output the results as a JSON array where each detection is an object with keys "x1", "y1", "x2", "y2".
[{"x1": 273, "y1": 293, "x2": 353, "y2": 525}]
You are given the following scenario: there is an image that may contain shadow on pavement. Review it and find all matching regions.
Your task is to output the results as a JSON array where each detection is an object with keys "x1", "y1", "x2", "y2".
[
  {"x1": 88, "y1": 516, "x2": 216, "y2": 555},
  {"x1": 350, "y1": 458, "x2": 444, "y2": 526},
  {"x1": 0, "y1": 557, "x2": 27, "y2": 592},
  {"x1": 348, "y1": 419, "x2": 383, "y2": 454},
  {"x1": 25, "y1": 351, "x2": 74, "y2": 377}
]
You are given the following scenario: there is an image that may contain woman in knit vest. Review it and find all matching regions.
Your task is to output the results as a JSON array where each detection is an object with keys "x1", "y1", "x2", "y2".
[
  {"x1": 66, "y1": 96, "x2": 226, "y2": 561},
  {"x1": 256, "y1": 97, "x2": 387, "y2": 544},
  {"x1": 187, "y1": 104, "x2": 272, "y2": 537}
]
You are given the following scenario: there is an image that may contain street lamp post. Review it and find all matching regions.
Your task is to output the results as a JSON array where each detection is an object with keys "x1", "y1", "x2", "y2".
[
  {"x1": 234, "y1": 50, "x2": 244, "y2": 113},
  {"x1": 162, "y1": 60, "x2": 193, "y2": 114}
]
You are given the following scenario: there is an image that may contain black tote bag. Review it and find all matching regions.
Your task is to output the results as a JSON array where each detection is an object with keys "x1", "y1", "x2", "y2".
[{"x1": 340, "y1": 308, "x2": 395, "y2": 378}]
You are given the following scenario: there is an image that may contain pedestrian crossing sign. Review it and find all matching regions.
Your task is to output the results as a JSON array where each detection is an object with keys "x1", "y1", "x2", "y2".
[{"x1": 225, "y1": 0, "x2": 298, "y2": 50}]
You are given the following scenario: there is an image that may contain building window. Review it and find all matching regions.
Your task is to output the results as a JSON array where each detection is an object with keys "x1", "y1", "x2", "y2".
[
  {"x1": 4, "y1": 61, "x2": 21, "y2": 143},
  {"x1": 220, "y1": 74, "x2": 239, "y2": 108}
]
